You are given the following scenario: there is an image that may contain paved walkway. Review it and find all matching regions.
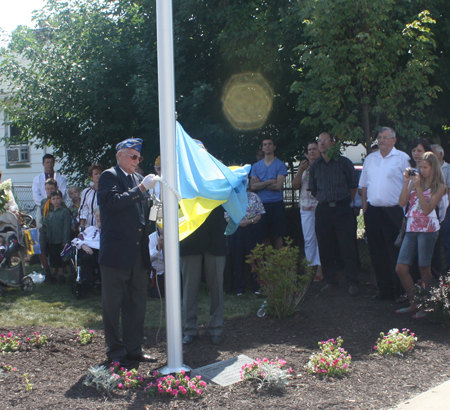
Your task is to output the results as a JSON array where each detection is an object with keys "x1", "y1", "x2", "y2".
[{"x1": 389, "y1": 379, "x2": 450, "y2": 410}]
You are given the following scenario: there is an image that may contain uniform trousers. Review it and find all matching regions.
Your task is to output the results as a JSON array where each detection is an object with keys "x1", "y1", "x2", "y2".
[
  {"x1": 300, "y1": 209, "x2": 321, "y2": 266},
  {"x1": 100, "y1": 243, "x2": 147, "y2": 359},
  {"x1": 315, "y1": 202, "x2": 358, "y2": 286},
  {"x1": 364, "y1": 204, "x2": 403, "y2": 297},
  {"x1": 181, "y1": 253, "x2": 225, "y2": 337}
]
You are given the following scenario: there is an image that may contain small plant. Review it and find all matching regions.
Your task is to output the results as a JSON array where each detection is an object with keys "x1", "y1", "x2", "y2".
[
  {"x1": 111, "y1": 363, "x2": 144, "y2": 389},
  {"x1": 145, "y1": 370, "x2": 206, "y2": 398},
  {"x1": 23, "y1": 373, "x2": 33, "y2": 391},
  {"x1": 306, "y1": 337, "x2": 352, "y2": 377},
  {"x1": 1, "y1": 363, "x2": 17, "y2": 372},
  {"x1": 373, "y1": 328, "x2": 417, "y2": 355},
  {"x1": 0, "y1": 332, "x2": 22, "y2": 353},
  {"x1": 84, "y1": 365, "x2": 120, "y2": 395},
  {"x1": 246, "y1": 238, "x2": 313, "y2": 318},
  {"x1": 241, "y1": 358, "x2": 293, "y2": 390},
  {"x1": 27, "y1": 332, "x2": 48, "y2": 347},
  {"x1": 420, "y1": 275, "x2": 450, "y2": 320},
  {"x1": 76, "y1": 329, "x2": 95, "y2": 345}
]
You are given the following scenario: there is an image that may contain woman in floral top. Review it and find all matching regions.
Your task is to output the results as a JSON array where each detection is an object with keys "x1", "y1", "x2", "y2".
[
  {"x1": 395, "y1": 152, "x2": 446, "y2": 318},
  {"x1": 226, "y1": 190, "x2": 265, "y2": 295}
]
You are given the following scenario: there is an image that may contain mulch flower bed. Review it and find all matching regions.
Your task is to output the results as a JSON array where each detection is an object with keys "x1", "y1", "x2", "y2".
[{"x1": 1, "y1": 278, "x2": 449, "y2": 409}]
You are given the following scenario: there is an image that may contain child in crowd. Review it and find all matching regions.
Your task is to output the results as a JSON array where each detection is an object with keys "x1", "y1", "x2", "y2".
[
  {"x1": 71, "y1": 207, "x2": 101, "y2": 285},
  {"x1": 149, "y1": 225, "x2": 165, "y2": 298},
  {"x1": 40, "y1": 178, "x2": 58, "y2": 281},
  {"x1": 67, "y1": 186, "x2": 81, "y2": 238},
  {"x1": 43, "y1": 190, "x2": 72, "y2": 285}
]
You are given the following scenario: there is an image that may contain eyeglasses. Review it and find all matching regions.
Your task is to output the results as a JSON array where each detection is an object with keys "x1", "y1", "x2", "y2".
[
  {"x1": 124, "y1": 153, "x2": 144, "y2": 162},
  {"x1": 154, "y1": 166, "x2": 161, "y2": 171},
  {"x1": 317, "y1": 139, "x2": 331, "y2": 143},
  {"x1": 377, "y1": 136, "x2": 394, "y2": 140}
]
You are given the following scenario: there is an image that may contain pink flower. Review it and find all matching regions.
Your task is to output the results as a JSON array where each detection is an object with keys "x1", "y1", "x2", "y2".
[
  {"x1": 7, "y1": 332, "x2": 13, "y2": 338},
  {"x1": 118, "y1": 383, "x2": 124, "y2": 389},
  {"x1": 180, "y1": 369, "x2": 186, "y2": 376}
]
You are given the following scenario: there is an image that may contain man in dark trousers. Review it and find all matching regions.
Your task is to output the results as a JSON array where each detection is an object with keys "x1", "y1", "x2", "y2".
[
  {"x1": 309, "y1": 132, "x2": 360, "y2": 296},
  {"x1": 98, "y1": 138, "x2": 158, "y2": 366}
]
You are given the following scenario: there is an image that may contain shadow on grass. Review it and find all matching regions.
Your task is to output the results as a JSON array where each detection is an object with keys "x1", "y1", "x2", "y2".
[{"x1": 1, "y1": 267, "x2": 262, "y2": 332}]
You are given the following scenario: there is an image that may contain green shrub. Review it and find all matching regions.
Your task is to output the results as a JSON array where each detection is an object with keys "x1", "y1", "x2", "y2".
[{"x1": 246, "y1": 238, "x2": 313, "y2": 318}]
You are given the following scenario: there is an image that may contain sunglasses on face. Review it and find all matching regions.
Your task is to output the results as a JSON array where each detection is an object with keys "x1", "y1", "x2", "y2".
[{"x1": 124, "y1": 153, "x2": 144, "y2": 162}]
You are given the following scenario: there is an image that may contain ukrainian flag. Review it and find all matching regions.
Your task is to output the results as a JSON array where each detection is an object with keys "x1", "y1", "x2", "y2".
[{"x1": 176, "y1": 122, "x2": 249, "y2": 240}]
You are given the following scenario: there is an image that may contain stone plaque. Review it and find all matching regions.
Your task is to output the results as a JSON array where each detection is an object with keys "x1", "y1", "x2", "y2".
[{"x1": 192, "y1": 354, "x2": 254, "y2": 387}]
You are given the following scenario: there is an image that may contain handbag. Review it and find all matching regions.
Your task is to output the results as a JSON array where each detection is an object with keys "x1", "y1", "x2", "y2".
[
  {"x1": 394, "y1": 220, "x2": 406, "y2": 248},
  {"x1": 394, "y1": 203, "x2": 409, "y2": 248}
]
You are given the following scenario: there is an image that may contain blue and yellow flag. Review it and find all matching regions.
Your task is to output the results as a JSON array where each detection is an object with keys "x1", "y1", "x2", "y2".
[{"x1": 176, "y1": 122, "x2": 250, "y2": 240}]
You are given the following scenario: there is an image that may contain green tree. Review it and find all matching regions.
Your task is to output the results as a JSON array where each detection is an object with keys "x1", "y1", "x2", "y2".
[
  {"x1": 291, "y1": 0, "x2": 441, "y2": 149},
  {"x1": 1, "y1": 0, "x2": 159, "y2": 180}
]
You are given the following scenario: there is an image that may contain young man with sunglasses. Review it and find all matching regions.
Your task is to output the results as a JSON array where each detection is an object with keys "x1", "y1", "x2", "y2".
[{"x1": 98, "y1": 138, "x2": 158, "y2": 367}]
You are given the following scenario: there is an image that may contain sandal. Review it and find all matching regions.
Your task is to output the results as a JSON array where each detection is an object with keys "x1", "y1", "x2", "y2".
[
  {"x1": 412, "y1": 311, "x2": 427, "y2": 320},
  {"x1": 313, "y1": 274, "x2": 323, "y2": 282},
  {"x1": 394, "y1": 307, "x2": 416, "y2": 315}
]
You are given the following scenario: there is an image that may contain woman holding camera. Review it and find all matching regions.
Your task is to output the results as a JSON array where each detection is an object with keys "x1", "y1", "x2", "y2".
[{"x1": 395, "y1": 152, "x2": 446, "y2": 319}]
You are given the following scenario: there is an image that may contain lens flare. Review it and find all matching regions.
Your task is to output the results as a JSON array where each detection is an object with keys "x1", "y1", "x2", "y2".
[{"x1": 222, "y1": 73, "x2": 273, "y2": 130}]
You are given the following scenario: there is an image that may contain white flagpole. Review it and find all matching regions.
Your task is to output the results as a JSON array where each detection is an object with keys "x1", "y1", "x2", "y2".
[{"x1": 156, "y1": 0, "x2": 187, "y2": 373}]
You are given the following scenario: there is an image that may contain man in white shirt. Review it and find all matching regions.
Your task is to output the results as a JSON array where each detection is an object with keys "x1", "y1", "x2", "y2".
[
  {"x1": 359, "y1": 127, "x2": 410, "y2": 300},
  {"x1": 431, "y1": 144, "x2": 450, "y2": 273},
  {"x1": 32, "y1": 154, "x2": 67, "y2": 227}
]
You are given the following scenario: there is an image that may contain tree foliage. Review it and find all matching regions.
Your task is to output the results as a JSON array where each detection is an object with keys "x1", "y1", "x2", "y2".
[
  {"x1": 291, "y1": 0, "x2": 441, "y2": 148},
  {"x1": 1, "y1": 0, "x2": 450, "y2": 179}
]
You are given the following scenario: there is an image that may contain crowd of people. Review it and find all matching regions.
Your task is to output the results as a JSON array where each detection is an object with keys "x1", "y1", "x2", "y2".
[{"x1": 2, "y1": 127, "x2": 449, "y2": 364}]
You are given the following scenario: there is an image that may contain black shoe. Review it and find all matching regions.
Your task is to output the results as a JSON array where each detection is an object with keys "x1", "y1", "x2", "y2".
[
  {"x1": 348, "y1": 285, "x2": 359, "y2": 296},
  {"x1": 320, "y1": 283, "x2": 335, "y2": 292},
  {"x1": 210, "y1": 335, "x2": 223, "y2": 345},
  {"x1": 182, "y1": 335, "x2": 198, "y2": 345},
  {"x1": 110, "y1": 356, "x2": 130, "y2": 367},
  {"x1": 56, "y1": 275, "x2": 66, "y2": 285},
  {"x1": 44, "y1": 274, "x2": 54, "y2": 284},
  {"x1": 126, "y1": 353, "x2": 157, "y2": 363}
]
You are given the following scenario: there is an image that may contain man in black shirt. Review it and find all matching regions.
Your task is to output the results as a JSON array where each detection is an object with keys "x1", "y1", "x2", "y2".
[{"x1": 309, "y1": 132, "x2": 360, "y2": 295}]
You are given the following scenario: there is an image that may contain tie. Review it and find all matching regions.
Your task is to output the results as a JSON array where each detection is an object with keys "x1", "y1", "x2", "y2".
[
  {"x1": 127, "y1": 174, "x2": 135, "y2": 188},
  {"x1": 127, "y1": 174, "x2": 145, "y2": 225}
]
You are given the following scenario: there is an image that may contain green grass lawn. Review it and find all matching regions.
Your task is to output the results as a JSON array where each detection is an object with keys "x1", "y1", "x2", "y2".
[{"x1": 0, "y1": 265, "x2": 262, "y2": 330}]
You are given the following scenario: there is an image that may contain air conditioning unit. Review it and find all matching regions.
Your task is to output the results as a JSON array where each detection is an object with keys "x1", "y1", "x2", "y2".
[{"x1": 6, "y1": 146, "x2": 30, "y2": 164}]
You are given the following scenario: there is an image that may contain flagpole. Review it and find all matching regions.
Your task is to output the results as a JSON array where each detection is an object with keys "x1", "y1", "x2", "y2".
[{"x1": 156, "y1": 0, "x2": 187, "y2": 373}]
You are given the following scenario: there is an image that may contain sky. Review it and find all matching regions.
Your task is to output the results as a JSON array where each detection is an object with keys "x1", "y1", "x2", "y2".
[{"x1": 0, "y1": 0, "x2": 46, "y2": 47}]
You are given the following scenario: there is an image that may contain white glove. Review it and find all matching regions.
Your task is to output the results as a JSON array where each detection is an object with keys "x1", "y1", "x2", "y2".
[{"x1": 141, "y1": 174, "x2": 158, "y2": 190}]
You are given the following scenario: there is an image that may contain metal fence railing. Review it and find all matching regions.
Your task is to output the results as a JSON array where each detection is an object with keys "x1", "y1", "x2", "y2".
[{"x1": 11, "y1": 184, "x2": 37, "y2": 218}]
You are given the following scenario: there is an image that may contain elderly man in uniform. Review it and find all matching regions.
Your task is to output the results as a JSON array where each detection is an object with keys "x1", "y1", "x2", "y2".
[
  {"x1": 359, "y1": 127, "x2": 410, "y2": 300},
  {"x1": 98, "y1": 138, "x2": 158, "y2": 366}
]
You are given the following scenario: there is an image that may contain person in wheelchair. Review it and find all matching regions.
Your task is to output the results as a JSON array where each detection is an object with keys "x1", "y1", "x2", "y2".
[{"x1": 71, "y1": 207, "x2": 101, "y2": 285}]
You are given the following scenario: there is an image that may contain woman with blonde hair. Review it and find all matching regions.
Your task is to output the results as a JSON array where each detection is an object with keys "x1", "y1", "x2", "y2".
[{"x1": 395, "y1": 152, "x2": 446, "y2": 319}]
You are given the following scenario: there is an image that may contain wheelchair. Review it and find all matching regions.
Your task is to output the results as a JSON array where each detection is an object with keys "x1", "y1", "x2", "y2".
[
  {"x1": 0, "y1": 212, "x2": 35, "y2": 297},
  {"x1": 68, "y1": 246, "x2": 101, "y2": 299}
]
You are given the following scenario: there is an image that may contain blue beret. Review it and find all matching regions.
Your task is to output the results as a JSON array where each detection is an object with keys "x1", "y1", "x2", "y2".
[{"x1": 115, "y1": 138, "x2": 143, "y2": 153}]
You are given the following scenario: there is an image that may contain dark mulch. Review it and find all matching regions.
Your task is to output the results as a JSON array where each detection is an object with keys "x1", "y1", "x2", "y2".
[{"x1": 1, "y1": 278, "x2": 449, "y2": 410}]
